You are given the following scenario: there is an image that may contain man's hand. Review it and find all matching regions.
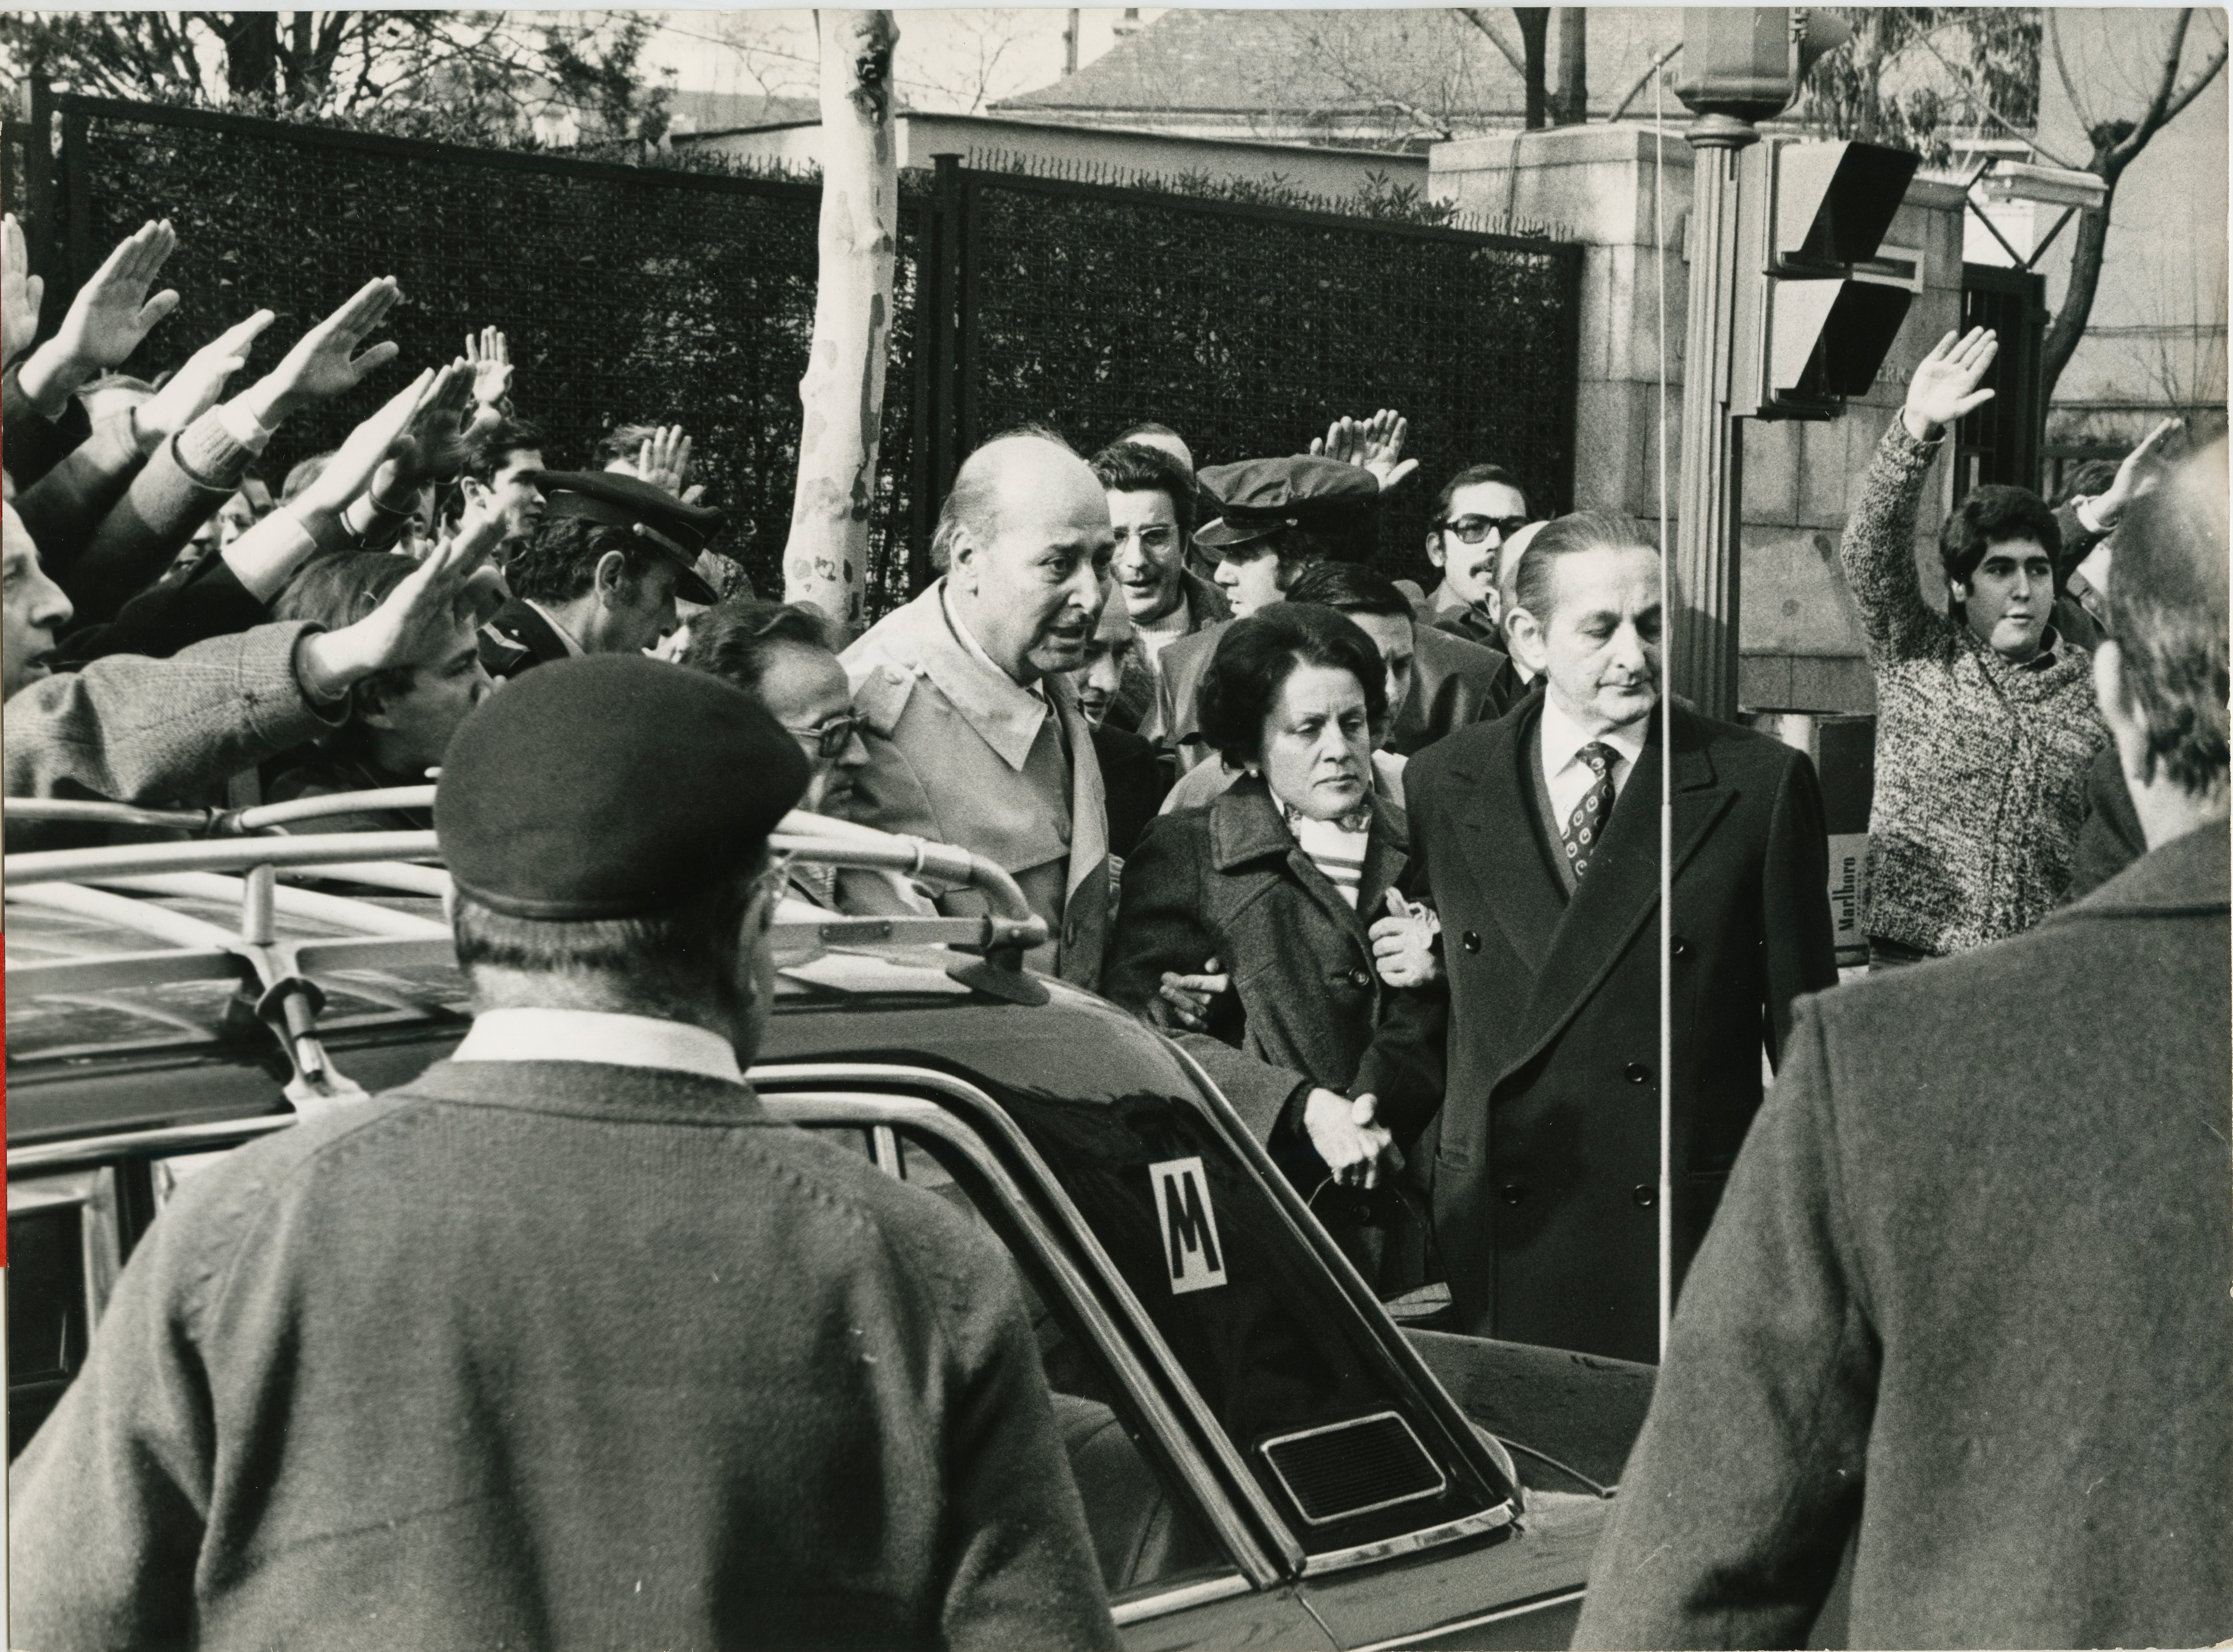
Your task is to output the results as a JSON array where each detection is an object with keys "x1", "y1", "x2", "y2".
[
  {"x1": 16, "y1": 219, "x2": 181, "y2": 411},
  {"x1": 1369, "y1": 888, "x2": 1442, "y2": 988},
  {"x1": 372, "y1": 359, "x2": 499, "y2": 500},
  {"x1": 634, "y1": 424, "x2": 694, "y2": 496},
  {"x1": 465, "y1": 325, "x2": 512, "y2": 408},
  {"x1": 296, "y1": 367, "x2": 437, "y2": 520},
  {"x1": 297, "y1": 504, "x2": 499, "y2": 695},
  {"x1": 1309, "y1": 408, "x2": 1418, "y2": 492},
  {"x1": 134, "y1": 310, "x2": 276, "y2": 448},
  {"x1": 1156, "y1": 957, "x2": 1230, "y2": 1032},
  {"x1": 2090, "y1": 416, "x2": 2182, "y2": 528},
  {"x1": 238, "y1": 276, "x2": 403, "y2": 427},
  {"x1": 1902, "y1": 327, "x2": 1998, "y2": 442},
  {"x1": 2, "y1": 214, "x2": 44, "y2": 370},
  {"x1": 1303, "y1": 1089, "x2": 1401, "y2": 1190}
]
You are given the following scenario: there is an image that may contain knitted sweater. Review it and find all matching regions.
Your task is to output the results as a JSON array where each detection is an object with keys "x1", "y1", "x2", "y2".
[{"x1": 1840, "y1": 423, "x2": 2107, "y2": 955}]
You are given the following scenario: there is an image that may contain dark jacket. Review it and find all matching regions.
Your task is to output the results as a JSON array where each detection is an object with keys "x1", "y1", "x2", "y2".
[
  {"x1": 477, "y1": 595, "x2": 576, "y2": 680},
  {"x1": 263, "y1": 749, "x2": 434, "y2": 833},
  {"x1": 57, "y1": 558, "x2": 269, "y2": 669},
  {"x1": 1393, "y1": 696, "x2": 1837, "y2": 1362},
  {"x1": 8, "y1": 1058, "x2": 1120, "y2": 1652},
  {"x1": 1146, "y1": 617, "x2": 1517, "y2": 769},
  {"x1": 1107, "y1": 569, "x2": 1230, "y2": 734},
  {"x1": 1092, "y1": 720, "x2": 1171, "y2": 861},
  {"x1": 1575, "y1": 821, "x2": 2232, "y2": 1651},
  {"x1": 1104, "y1": 775, "x2": 1440, "y2": 1147}
]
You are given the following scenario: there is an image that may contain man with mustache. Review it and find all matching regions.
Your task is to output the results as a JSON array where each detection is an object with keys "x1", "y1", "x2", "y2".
[{"x1": 839, "y1": 428, "x2": 1116, "y2": 987}]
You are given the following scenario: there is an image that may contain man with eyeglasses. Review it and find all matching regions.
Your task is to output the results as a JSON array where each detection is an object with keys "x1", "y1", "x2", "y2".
[
  {"x1": 1407, "y1": 464, "x2": 1531, "y2": 650},
  {"x1": 1086, "y1": 439, "x2": 1229, "y2": 732}
]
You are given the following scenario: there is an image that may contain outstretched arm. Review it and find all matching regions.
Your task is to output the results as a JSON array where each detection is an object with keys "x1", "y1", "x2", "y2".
[{"x1": 1839, "y1": 329, "x2": 1999, "y2": 664}]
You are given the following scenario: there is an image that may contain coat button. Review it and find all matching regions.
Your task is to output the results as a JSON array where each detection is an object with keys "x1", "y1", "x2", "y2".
[
  {"x1": 1349, "y1": 967, "x2": 1372, "y2": 989},
  {"x1": 1626, "y1": 1062, "x2": 1651, "y2": 1085},
  {"x1": 1461, "y1": 931, "x2": 1482, "y2": 953},
  {"x1": 1632, "y1": 1185, "x2": 1656, "y2": 1208},
  {"x1": 1670, "y1": 936, "x2": 1689, "y2": 958},
  {"x1": 1500, "y1": 1182, "x2": 1527, "y2": 1205}
]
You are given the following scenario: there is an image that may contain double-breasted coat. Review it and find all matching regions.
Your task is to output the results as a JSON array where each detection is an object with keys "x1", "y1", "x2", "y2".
[
  {"x1": 1102, "y1": 778, "x2": 1444, "y2": 1283},
  {"x1": 1391, "y1": 694, "x2": 1838, "y2": 1362}
]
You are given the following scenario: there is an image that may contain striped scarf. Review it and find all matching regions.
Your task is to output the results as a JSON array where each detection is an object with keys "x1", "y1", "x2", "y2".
[{"x1": 1283, "y1": 802, "x2": 1371, "y2": 908}]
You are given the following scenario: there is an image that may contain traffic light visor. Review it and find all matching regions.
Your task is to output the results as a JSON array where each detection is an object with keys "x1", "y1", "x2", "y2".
[
  {"x1": 1773, "y1": 142, "x2": 1922, "y2": 271},
  {"x1": 1769, "y1": 279, "x2": 1913, "y2": 406}
]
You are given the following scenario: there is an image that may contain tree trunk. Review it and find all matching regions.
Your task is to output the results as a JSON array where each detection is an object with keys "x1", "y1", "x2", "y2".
[
  {"x1": 2040, "y1": 159, "x2": 2119, "y2": 407},
  {"x1": 214, "y1": 13, "x2": 281, "y2": 103},
  {"x1": 784, "y1": 10, "x2": 899, "y2": 644},
  {"x1": 1514, "y1": 8, "x2": 1550, "y2": 130},
  {"x1": 1554, "y1": 7, "x2": 1587, "y2": 125}
]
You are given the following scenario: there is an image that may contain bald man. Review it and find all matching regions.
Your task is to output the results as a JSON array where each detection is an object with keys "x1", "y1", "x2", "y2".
[{"x1": 839, "y1": 430, "x2": 1117, "y2": 988}]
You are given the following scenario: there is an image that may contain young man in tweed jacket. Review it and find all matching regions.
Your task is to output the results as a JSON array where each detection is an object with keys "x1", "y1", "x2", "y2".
[{"x1": 1839, "y1": 327, "x2": 2109, "y2": 964}]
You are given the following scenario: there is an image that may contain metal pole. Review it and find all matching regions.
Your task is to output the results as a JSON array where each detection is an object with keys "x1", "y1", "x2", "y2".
[{"x1": 1672, "y1": 112, "x2": 1757, "y2": 722}]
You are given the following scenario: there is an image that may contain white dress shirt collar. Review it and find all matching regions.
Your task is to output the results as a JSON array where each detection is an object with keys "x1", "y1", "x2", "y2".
[
  {"x1": 451, "y1": 1008, "x2": 744, "y2": 1084},
  {"x1": 1539, "y1": 695, "x2": 1650, "y2": 823}
]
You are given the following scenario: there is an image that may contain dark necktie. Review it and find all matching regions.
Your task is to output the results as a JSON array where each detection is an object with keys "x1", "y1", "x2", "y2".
[{"x1": 1560, "y1": 741, "x2": 1618, "y2": 880}]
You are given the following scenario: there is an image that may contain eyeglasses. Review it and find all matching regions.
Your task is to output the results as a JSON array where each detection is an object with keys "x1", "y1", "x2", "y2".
[
  {"x1": 1439, "y1": 514, "x2": 1531, "y2": 546},
  {"x1": 1114, "y1": 524, "x2": 1179, "y2": 552},
  {"x1": 783, "y1": 713, "x2": 861, "y2": 759}
]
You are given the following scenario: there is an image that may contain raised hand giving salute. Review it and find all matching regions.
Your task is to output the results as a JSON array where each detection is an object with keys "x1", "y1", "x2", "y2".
[
  {"x1": 1901, "y1": 326, "x2": 1999, "y2": 441},
  {"x1": 234, "y1": 276, "x2": 403, "y2": 429},
  {"x1": 15, "y1": 219, "x2": 183, "y2": 415}
]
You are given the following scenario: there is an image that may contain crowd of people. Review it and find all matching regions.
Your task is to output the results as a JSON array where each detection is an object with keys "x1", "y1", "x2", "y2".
[{"x1": 5, "y1": 214, "x2": 2226, "y2": 1650}]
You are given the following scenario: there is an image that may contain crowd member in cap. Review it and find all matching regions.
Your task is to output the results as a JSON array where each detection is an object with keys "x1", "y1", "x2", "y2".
[
  {"x1": 838, "y1": 428, "x2": 1114, "y2": 988},
  {"x1": 3, "y1": 491, "x2": 497, "y2": 852},
  {"x1": 1140, "y1": 453, "x2": 1375, "y2": 771},
  {"x1": 262, "y1": 524, "x2": 504, "y2": 833},
  {"x1": 1068, "y1": 596, "x2": 1171, "y2": 861},
  {"x1": 10, "y1": 654, "x2": 1121, "y2": 1651},
  {"x1": 599, "y1": 420, "x2": 748, "y2": 617},
  {"x1": 1088, "y1": 438, "x2": 1229, "y2": 730},
  {"x1": 1838, "y1": 329, "x2": 2112, "y2": 966},
  {"x1": 1372, "y1": 509, "x2": 1837, "y2": 1364},
  {"x1": 1574, "y1": 441, "x2": 2230, "y2": 1652},
  {"x1": 679, "y1": 596, "x2": 931, "y2": 915},
  {"x1": 1395, "y1": 464, "x2": 1532, "y2": 649},
  {"x1": 1106, "y1": 604, "x2": 1441, "y2": 1289},
  {"x1": 477, "y1": 469, "x2": 721, "y2": 679}
]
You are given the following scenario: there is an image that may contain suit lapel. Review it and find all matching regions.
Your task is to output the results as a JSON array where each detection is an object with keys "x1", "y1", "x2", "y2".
[
  {"x1": 1502, "y1": 706, "x2": 1734, "y2": 1084},
  {"x1": 1468, "y1": 702, "x2": 1564, "y2": 976},
  {"x1": 1051, "y1": 677, "x2": 1108, "y2": 897}
]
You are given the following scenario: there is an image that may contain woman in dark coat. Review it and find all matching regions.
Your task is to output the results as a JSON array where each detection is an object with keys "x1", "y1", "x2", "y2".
[{"x1": 1104, "y1": 605, "x2": 1444, "y2": 1285}]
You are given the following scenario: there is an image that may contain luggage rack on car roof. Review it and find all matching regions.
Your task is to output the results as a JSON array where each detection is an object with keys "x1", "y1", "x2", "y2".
[{"x1": 6, "y1": 788, "x2": 1052, "y2": 1105}]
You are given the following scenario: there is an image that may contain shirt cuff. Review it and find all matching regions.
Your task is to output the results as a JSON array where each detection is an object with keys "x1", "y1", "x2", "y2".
[
  {"x1": 214, "y1": 398, "x2": 278, "y2": 455},
  {"x1": 2075, "y1": 496, "x2": 2111, "y2": 535}
]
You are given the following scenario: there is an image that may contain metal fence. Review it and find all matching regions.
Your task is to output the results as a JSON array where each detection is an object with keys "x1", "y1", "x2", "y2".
[{"x1": 6, "y1": 89, "x2": 1581, "y2": 611}]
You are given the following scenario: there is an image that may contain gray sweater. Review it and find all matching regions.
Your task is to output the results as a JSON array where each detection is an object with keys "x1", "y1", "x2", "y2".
[{"x1": 1839, "y1": 423, "x2": 2107, "y2": 954}]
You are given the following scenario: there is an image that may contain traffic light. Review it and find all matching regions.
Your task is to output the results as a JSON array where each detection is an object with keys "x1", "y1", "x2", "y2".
[
  {"x1": 1729, "y1": 138, "x2": 1923, "y2": 420},
  {"x1": 1674, "y1": 8, "x2": 1853, "y2": 125}
]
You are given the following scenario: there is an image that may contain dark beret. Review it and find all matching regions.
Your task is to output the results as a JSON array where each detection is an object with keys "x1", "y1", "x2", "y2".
[
  {"x1": 527, "y1": 470, "x2": 727, "y2": 604},
  {"x1": 1195, "y1": 457, "x2": 1382, "y2": 548},
  {"x1": 436, "y1": 655, "x2": 809, "y2": 920}
]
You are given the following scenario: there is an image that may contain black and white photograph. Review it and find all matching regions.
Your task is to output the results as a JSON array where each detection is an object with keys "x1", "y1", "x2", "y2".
[{"x1": 1, "y1": 5, "x2": 2226, "y2": 1648}]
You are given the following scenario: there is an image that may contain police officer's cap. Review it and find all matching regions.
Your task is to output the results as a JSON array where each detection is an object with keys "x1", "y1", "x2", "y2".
[
  {"x1": 437, "y1": 655, "x2": 809, "y2": 921},
  {"x1": 528, "y1": 470, "x2": 725, "y2": 604},
  {"x1": 1194, "y1": 457, "x2": 1381, "y2": 549}
]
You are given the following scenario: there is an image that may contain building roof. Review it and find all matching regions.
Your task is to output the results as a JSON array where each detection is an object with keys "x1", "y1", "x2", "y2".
[
  {"x1": 994, "y1": 8, "x2": 1688, "y2": 138},
  {"x1": 665, "y1": 88, "x2": 826, "y2": 136}
]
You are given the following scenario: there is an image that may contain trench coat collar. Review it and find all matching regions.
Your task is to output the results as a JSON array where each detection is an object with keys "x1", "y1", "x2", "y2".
[
  {"x1": 869, "y1": 580, "x2": 1053, "y2": 772},
  {"x1": 1207, "y1": 773, "x2": 1408, "y2": 945}
]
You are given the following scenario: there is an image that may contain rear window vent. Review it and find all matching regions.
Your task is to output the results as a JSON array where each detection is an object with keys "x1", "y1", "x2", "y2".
[{"x1": 1258, "y1": 1411, "x2": 1447, "y2": 1527}]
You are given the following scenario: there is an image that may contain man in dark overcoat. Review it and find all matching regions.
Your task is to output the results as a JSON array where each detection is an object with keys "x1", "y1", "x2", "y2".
[
  {"x1": 8, "y1": 655, "x2": 1119, "y2": 1652},
  {"x1": 1392, "y1": 511, "x2": 1837, "y2": 1364},
  {"x1": 1574, "y1": 443, "x2": 2232, "y2": 1651}
]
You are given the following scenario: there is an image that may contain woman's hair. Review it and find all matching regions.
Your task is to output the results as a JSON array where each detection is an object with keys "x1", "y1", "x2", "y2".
[
  {"x1": 1510, "y1": 510, "x2": 1655, "y2": 624},
  {"x1": 1088, "y1": 440, "x2": 1197, "y2": 540},
  {"x1": 1197, "y1": 603, "x2": 1389, "y2": 767},
  {"x1": 679, "y1": 599, "x2": 831, "y2": 695},
  {"x1": 1939, "y1": 485, "x2": 2062, "y2": 595}
]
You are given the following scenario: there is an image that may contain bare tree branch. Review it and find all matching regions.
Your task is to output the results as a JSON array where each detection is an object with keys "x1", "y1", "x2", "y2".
[
  {"x1": 2048, "y1": 11, "x2": 2088, "y2": 135},
  {"x1": 2161, "y1": 35, "x2": 2229, "y2": 126},
  {"x1": 1456, "y1": 9, "x2": 1527, "y2": 78},
  {"x1": 1607, "y1": 39, "x2": 1679, "y2": 123},
  {"x1": 2112, "y1": 8, "x2": 2193, "y2": 166},
  {"x1": 1907, "y1": 26, "x2": 2082, "y2": 170}
]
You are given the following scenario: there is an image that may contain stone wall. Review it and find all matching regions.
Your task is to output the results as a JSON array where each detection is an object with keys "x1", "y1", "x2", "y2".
[{"x1": 1430, "y1": 124, "x2": 1969, "y2": 716}]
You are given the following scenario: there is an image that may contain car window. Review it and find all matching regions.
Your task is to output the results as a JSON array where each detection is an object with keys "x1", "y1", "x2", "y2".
[
  {"x1": 805, "y1": 1123, "x2": 1234, "y2": 1601},
  {"x1": 7, "y1": 1170, "x2": 122, "y2": 1459}
]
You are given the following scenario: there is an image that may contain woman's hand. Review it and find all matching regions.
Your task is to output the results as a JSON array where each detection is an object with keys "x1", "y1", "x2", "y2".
[
  {"x1": 1304, "y1": 1088, "x2": 1400, "y2": 1189},
  {"x1": 1155, "y1": 956, "x2": 1229, "y2": 1031}
]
